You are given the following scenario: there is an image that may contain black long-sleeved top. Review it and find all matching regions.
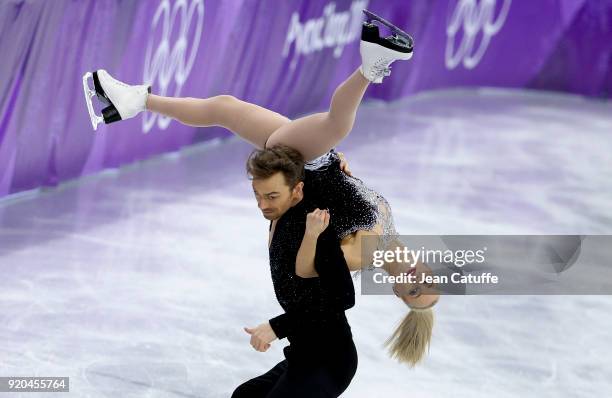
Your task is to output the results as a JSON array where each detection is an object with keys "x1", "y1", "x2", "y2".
[
  {"x1": 267, "y1": 150, "x2": 389, "y2": 342},
  {"x1": 267, "y1": 193, "x2": 355, "y2": 341}
]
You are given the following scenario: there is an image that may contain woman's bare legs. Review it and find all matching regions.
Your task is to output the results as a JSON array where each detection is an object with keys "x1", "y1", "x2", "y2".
[
  {"x1": 145, "y1": 94, "x2": 291, "y2": 149},
  {"x1": 265, "y1": 67, "x2": 370, "y2": 160},
  {"x1": 145, "y1": 67, "x2": 370, "y2": 160}
]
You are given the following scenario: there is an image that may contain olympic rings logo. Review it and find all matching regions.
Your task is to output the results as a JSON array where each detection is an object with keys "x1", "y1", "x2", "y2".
[
  {"x1": 445, "y1": 0, "x2": 511, "y2": 70},
  {"x1": 142, "y1": 0, "x2": 205, "y2": 133}
]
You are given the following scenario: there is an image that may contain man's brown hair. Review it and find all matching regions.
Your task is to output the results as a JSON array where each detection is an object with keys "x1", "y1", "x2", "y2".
[{"x1": 246, "y1": 144, "x2": 305, "y2": 187}]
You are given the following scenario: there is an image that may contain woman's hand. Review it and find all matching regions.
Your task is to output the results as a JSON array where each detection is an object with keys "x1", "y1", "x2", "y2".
[
  {"x1": 337, "y1": 151, "x2": 352, "y2": 176},
  {"x1": 244, "y1": 322, "x2": 277, "y2": 352},
  {"x1": 305, "y1": 208, "x2": 330, "y2": 238}
]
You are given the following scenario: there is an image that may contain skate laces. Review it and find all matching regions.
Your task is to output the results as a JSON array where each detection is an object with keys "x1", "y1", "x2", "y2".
[{"x1": 372, "y1": 59, "x2": 392, "y2": 79}]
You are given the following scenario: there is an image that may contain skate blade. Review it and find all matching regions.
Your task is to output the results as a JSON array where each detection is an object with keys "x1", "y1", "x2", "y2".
[
  {"x1": 363, "y1": 9, "x2": 414, "y2": 50},
  {"x1": 386, "y1": 35, "x2": 413, "y2": 53},
  {"x1": 82, "y1": 72, "x2": 104, "y2": 131}
]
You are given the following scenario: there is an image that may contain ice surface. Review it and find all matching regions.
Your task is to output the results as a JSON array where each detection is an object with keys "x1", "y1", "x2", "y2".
[{"x1": 1, "y1": 88, "x2": 611, "y2": 397}]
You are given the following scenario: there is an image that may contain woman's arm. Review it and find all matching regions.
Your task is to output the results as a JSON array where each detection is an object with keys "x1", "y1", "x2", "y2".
[
  {"x1": 295, "y1": 208, "x2": 330, "y2": 278},
  {"x1": 340, "y1": 228, "x2": 384, "y2": 271},
  {"x1": 295, "y1": 233, "x2": 319, "y2": 278}
]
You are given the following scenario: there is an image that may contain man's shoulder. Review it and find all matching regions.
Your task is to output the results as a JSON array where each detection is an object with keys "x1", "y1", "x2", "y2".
[{"x1": 301, "y1": 192, "x2": 326, "y2": 209}]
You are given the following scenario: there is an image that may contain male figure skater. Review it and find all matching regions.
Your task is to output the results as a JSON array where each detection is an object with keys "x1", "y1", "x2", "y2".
[{"x1": 232, "y1": 145, "x2": 358, "y2": 397}]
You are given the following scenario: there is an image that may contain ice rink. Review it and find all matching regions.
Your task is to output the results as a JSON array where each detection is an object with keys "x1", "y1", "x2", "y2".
[{"x1": 1, "y1": 88, "x2": 611, "y2": 397}]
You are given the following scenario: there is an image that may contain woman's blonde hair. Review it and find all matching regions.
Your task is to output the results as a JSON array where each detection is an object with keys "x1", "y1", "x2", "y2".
[{"x1": 384, "y1": 302, "x2": 436, "y2": 367}]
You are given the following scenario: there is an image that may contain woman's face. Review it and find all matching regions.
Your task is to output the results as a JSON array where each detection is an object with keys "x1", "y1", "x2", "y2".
[{"x1": 392, "y1": 261, "x2": 439, "y2": 309}]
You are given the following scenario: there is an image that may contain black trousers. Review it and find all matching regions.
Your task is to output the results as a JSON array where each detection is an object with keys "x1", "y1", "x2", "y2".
[{"x1": 231, "y1": 336, "x2": 358, "y2": 397}]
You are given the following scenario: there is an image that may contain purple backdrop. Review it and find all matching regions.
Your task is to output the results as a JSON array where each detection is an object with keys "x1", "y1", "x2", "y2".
[{"x1": 1, "y1": 0, "x2": 611, "y2": 198}]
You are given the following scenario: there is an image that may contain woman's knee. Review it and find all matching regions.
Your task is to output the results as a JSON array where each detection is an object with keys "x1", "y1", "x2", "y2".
[
  {"x1": 211, "y1": 94, "x2": 239, "y2": 112},
  {"x1": 215, "y1": 94, "x2": 238, "y2": 103},
  {"x1": 326, "y1": 112, "x2": 353, "y2": 139},
  {"x1": 206, "y1": 95, "x2": 242, "y2": 127},
  {"x1": 181, "y1": 95, "x2": 238, "y2": 112}
]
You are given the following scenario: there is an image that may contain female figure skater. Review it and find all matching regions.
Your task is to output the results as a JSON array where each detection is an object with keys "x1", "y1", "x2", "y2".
[
  {"x1": 238, "y1": 145, "x2": 439, "y2": 397},
  {"x1": 86, "y1": 10, "x2": 439, "y2": 396}
]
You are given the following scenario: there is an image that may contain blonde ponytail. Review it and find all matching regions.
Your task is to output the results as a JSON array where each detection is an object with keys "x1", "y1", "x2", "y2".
[{"x1": 384, "y1": 308, "x2": 434, "y2": 367}]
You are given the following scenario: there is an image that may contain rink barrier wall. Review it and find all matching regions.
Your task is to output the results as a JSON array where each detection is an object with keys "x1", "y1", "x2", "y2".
[{"x1": 1, "y1": 0, "x2": 611, "y2": 198}]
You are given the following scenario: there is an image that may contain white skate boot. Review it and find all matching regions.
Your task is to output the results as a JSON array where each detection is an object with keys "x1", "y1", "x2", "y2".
[
  {"x1": 82, "y1": 69, "x2": 151, "y2": 130},
  {"x1": 359, "y1": 9, "x2": 414, "y2": 84}
]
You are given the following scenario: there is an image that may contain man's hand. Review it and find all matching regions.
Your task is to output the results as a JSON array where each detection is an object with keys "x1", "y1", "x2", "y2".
[
  {"x1": 244, "y1": 322, "x2": 277, "y2": 352},
  {"x1": 337, "y1": 151, "x2": 352, "y2": 176},
  {"x1": 305, "y1": 208, "x2": 330, "y2": 238}
]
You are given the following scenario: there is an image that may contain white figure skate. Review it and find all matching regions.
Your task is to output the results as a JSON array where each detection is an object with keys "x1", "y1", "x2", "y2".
[
  {"x1": 359, "y1": 9, "x2": 414, "y2": 83},
  {"x1": 82, "y1": 69, "x2": 151, "y2": 131}
]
